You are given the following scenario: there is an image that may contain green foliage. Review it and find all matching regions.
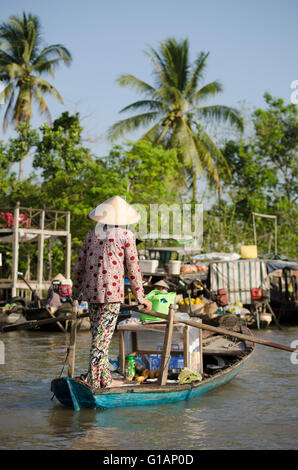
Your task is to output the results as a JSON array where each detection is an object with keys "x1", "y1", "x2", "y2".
[
  {"x1": 104, "y1": 140, "x2": 182, "y2": 204},
  {"x1": 7, "y1": 120, "x2": 39, "y2": 163},
  {"x1": 0, "y1": 140, "x2": 15, "y2": 194},
  {"x1": 34, "y1": 112, "x2": 92, "y2": 180},
  {"x1": 253, "y1": 93, "x2": 298, "y2": 202},
  {"x1": 216, "y1": 93, "x2": 298, "y2": 258}
]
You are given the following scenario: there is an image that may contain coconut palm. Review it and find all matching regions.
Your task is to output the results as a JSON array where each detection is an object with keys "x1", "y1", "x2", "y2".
[
  {"x1": 108, "y1": 38, "x2": 243, "y2": 199},
  {"x1": 0, "y1": 12, "x2": 72, "y2": 132}
]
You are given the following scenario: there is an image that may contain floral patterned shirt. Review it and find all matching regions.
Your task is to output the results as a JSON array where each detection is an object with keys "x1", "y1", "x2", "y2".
[{"x1": 73, "y1": 226, "x2": 146, "y2": 304}]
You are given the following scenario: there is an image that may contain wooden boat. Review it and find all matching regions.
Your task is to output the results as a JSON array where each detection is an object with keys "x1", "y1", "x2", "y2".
[
  {"x1": 24, "y1": 305, "x2": 129, "y2": 332},
  {"x1": 51, "y1": 353, "x2": 253, "y2": 410},
  {"x1": 24, "y1": 303, "x2": 73, "y2": 332},
  {"x1": 51, "y1": 316, "x2": 255, "y2": 410}
]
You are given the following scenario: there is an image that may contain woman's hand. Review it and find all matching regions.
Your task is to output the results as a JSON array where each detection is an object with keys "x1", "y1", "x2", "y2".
[{"x1": 140, "y1": 298, "x2": 152, "y2": 313}]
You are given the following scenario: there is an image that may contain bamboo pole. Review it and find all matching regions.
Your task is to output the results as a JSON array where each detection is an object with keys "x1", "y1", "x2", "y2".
[
  {"x1": 37, "y1": 210, "x2": 45, "y2": 301},
  {"x1": 119, "y1": 305, "x2": 296, "y2": 354},
  {"x1": 11, "y1": 203, "x2": 20, "y2": 297},
  {"x1": 157, "y1": 305, "x2": 175, "y2": 386},
  {"x1": 65, "y1": 212, "x2": 71, "y2": 280},
  {"x1": 68, "y1": 300, "x2": 78, "y2": 378}
]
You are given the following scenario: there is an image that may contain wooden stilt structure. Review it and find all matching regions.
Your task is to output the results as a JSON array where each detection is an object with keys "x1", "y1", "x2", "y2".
[{"x1": 0, "y1": 204, "x2": 72, "y2": 299}]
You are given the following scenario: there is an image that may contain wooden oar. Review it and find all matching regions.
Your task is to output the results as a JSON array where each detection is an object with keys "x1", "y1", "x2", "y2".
[{"x1": 119, "y1": 304, "x2": 297, "y2": 353}]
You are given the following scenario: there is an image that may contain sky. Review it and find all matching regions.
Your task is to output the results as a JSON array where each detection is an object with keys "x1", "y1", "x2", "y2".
[{"x1": 1, "y1": 0, "x2": 298, "y2": 176}]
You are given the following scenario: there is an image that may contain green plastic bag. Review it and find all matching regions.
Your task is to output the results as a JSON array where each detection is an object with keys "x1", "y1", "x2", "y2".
[{"x1": 140, "y1": 290, "x2": 176, "y2": 323}]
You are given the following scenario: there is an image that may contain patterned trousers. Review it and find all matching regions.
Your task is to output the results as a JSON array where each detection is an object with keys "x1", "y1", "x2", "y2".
[{"x1": 86, "y1": 302, "x2": 120, "y2": 388}]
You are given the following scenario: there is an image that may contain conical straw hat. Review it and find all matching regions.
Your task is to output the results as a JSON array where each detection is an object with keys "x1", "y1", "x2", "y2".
[
  {"x1": 89, "y1": 196, "x2": 141, "y2": 225},
  {"x1": 52, "y1": 273, "x2": 65, "y2": 283},
  {"x1": 153, "y1": 280, "x2": 169, "y2": 290}
]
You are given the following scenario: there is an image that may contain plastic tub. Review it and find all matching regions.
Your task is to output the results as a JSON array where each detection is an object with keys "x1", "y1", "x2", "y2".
[
  {"x1": 168, "y1": 260, "x2": 181, "y2": 275},
  {"x1": 139, "y1": 259, "x2": 159, "y2": 273}
]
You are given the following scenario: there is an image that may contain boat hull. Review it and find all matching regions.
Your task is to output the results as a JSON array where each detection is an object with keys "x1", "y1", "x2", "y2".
[{"x1": 51, "y1": 352, "x2": 252, "y2": 411}]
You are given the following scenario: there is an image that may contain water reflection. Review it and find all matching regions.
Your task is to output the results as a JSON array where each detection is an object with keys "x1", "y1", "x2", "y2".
[{"x1": 46, "y1": 402, "x2": 210, "y2": 450}]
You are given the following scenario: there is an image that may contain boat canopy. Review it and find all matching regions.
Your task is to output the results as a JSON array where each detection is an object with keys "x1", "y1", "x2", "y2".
[{"x1": 265, "y1": 260, "x2": 298, "y2": 273}]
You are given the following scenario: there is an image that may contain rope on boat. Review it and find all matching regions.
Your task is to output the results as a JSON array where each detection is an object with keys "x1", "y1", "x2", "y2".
[{"x1": 50, "y1": 347, "x2": 70, "y2": 400}]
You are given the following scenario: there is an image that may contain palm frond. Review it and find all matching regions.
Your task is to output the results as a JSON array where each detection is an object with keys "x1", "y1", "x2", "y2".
[
  {"x1": 194, "y1": 136, "x2": 220, "y2": 187},
  {"x1": 1, "y1": 62, "x2": 24, "y2": 79},
  {"x1": 32, "y1": 87, "x2": 52, "y2": 123},
  {"x1": 120, "y1": 99, "x2": 163, "y2": 114},
  {"x1": 32, "y1": 76, "x2": 64, "y2": 103},
  {"x1": 190, "y1": 80, "x2": 223, "y2": 104},
  {"x1": 32, "y1": 44, "x2": 72, "y2": 68},
  {"x1": 139, "y1": 120, "x2": 164, "y2": 143},
  {"x1": 1, "y1": 83, "x2": 15, "y2": 131},
  {"x1": 13, "y1": 85, "x2": 32, "y2": 123},
  {"x1": 196, "y1": 105, "x2": 244, "y2": 132},
  {"x1": 116, "y1": 74, "x2": 155, "y2": 97},
  {"x1": 107, "y1": 111, "x2": 160, "y2": 142},
  {"x1": 184, "y1": 51, "x2": 209, "y2": 98},
  {"x1": 181, "y1": 118, "x2": 204, "y2": 171},
  {"x1": 196, "y1": 125, "x2": 231, "y2": 179}
]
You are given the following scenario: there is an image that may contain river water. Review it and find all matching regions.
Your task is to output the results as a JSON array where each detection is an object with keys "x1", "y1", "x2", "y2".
[{"x1": 0, "y1": 325, "x2": 297, "y2": 450}]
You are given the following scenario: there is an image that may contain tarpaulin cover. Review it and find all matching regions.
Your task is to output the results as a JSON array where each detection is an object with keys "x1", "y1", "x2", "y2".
[
  {"x1": 266, "y1": 261, "x2": 298, "y2": 273},
  {"x1": 209, "y1": 259, "x2": 270, "y2": 304}
]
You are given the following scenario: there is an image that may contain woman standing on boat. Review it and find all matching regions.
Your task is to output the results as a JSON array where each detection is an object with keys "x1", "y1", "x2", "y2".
[{"x1": 73, "y1": 196, "x2": 152, "y2": 389}]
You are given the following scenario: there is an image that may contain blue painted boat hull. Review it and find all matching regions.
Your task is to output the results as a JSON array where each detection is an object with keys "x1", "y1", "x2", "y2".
[{"x1": 51, "y1": 352, "x2": 253, "y2": 411}]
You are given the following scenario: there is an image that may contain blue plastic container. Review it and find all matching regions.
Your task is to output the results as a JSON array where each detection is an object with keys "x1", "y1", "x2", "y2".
[{"x1": 148, "y1": 344, "x2": 184, "y2": 370}]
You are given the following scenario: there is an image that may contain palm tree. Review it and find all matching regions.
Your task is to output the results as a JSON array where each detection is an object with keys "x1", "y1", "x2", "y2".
[
  {"x1": 108, "y1": 38, "x2": 243, "y2": 200},
  {"x1": 0, "y1": 12, "x2": 72, "y2": 180}
]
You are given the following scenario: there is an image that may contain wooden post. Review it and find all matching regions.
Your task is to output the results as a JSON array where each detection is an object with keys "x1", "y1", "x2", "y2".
[
  {"x1": 199, "y1": 319, "x2": 203, "y2": 375},
  {"x1": 252, "y1": 213, "x2": 257, "y2": 246},
  {"x1": 11, "y1": 203, "x2": 20, "y2": 297},
  {"x1": 68, "y1": 300, "x2": 78, "y2": 378},
  {"x1": 183, "y1": 326, "x2": 189, "y2": 368},
  {"x1": 65, "y1": 211, "x2": 71, "y2": 279},
  {"x1": 274, "y1": 216, "x2": 278, "y2": 255},
  {"x1": 37, "y1": 210, "x2": 45, "y2": 299},
  {"x1": 158, "y1": 304, "x2": 175, "y2": 386},
  {"x1": 119, "y1": 330, "x2": 125, "y2": 373},
  {"x1": 187, "y1": 290, "x2": 193, "y2": 316}
]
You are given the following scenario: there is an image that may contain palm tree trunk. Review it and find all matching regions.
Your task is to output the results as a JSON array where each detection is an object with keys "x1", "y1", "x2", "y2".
[
  {"x1": 19, "y1": 158, "x2": 24, "y2": 183},
  {"x1": 192, "y1": 168, "x2": 198, "y2": 202}
]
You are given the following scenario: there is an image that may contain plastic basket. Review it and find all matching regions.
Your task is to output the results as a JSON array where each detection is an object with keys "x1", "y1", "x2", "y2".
[
  {"x1": 149, "y1": 344, "x2": 184, "y2": 370},
  {"x1": 140, "y1": 290, "x2": 176, "y2": 323}
]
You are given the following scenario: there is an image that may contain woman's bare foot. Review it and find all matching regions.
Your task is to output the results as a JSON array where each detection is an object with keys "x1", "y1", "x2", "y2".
[{"x1": 109, "y1": 379, "x2": 125, "y2": 387}]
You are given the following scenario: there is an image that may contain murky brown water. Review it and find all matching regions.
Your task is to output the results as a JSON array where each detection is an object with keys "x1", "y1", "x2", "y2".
[{"x1": 0, "y1": 325, "x2": 297, "y2": 450}]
